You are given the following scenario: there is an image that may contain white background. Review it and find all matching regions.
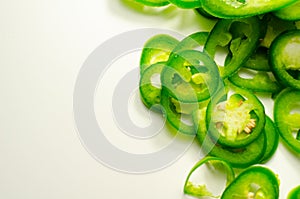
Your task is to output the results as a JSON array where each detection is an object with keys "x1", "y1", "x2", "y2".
[{"x1": 0, "y1": 0, "x2": 299, "y2": 198}]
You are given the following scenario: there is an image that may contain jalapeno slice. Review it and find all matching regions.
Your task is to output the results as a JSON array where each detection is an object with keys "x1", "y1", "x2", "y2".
[
  {"x1": 168, "y1": 0, "x2": 201, "y2": 9},
  {"x1": 184, "y1": 157, "x2": 235, "y2": 198},
  {"x1": 139, "y1": 62, "x2": 165, "y2": 110},
  {"x1": 140, "y1": 34, "x2": 179, "y2": 74},
  {"x1": 260, "y1": 116, "x2": 279, "y2": 163},
  {"x1": 221, "y1": 166, "x2": 280, "y2": 199},
  {"x1": 134, "y1": 0, "x2": 170, "y2": 7},
  {"x1": 288, "y1": 185, "x2": 300, "y2": 199},
  {"x1": 201, "y1": 0, "x2": 297, "y2": 19},
  {"x1": 274, "y1": 88, "x2": 300, "y2": 153},
  {"x1": 206, "y1": 89, "x2": 265, "y2": 148},
  {"x1": 270, "y1": 30, "x2": 300, "y2": 90},
  {"x1": 274, "y1": 1, "x2": 300, "y2": 21},
  {"x1": 172, "y1": 32, "x2": 209, "y2": 53},
  {"x1": 204, "y1": 17, "x2": 261, "y2": 78},
  {"x1": 161, "y1": 50, "x2": 220, "y2": 103},
  {"x1": 194, "y1": 107, "x2": 266, "y2": 168}
]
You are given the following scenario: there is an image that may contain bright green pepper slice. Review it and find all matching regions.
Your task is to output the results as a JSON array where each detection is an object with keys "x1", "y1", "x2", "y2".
[
  {"x1": 161, "y1": 50, "x2": 220, "y2": 103},
  {"x1": 184, "y1": 157, "x2": 235, "y2": 198},
  {"x1": 274, "y1": 88, "x2": 300, "y2": 154},
  {"x1": 270, "y1": 29, "x2": 300, "y2": 90},
  {"x1": 134, "y1": 0, "x2": 170, "y2": 7},
  {"x1": 204, "y1": 17, "x2": 262, "y2": 78},
  {"x1": 206, "y1": 89, "x2": 265, "y2": 148},
  {"x1": 140, "y1": 34, "x2": 179, "y2": 74},
  {"x1": 168, "y1": 0, "x2": 201, "y2": 9},
  {"x1": 194, "y1": 107, "x2": 266, "y2": 168},
  {"x1": 287, "y1": 185, "x2": 300, "y2": 199},
  {"x1": 274, "y1": 1, "x2": 300, "y2": 21},
  {"x1": 221, "y1": 166, "x2": 279, "y2": 199},
  {"x1": 201, "y1": 0, "x2": 297, "y2": 19}
]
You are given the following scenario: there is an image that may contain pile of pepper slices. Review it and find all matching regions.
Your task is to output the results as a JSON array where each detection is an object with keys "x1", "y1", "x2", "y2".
[{"x1": 135, "y1": 0, "x2": 300, "y2": 198}]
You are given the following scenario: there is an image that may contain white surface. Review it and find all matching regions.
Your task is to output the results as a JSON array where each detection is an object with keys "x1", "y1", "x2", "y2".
[{"x1": 0, "y1": 0, "x2": 299, "y2": 198}]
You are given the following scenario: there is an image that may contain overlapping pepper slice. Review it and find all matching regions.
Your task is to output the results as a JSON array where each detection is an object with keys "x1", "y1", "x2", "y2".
[
  {"x1": 270, "y1": 29, "x2": 300, "y2": 90},
  {"x1": 274, "y1": 1, "x2": 300, "y2": 21},
  {"x1": 274, "y1": 88, "x2": 300, "y2": 153},
  {"x1": 204, "y1": 16, "x2": 262, "y2": 78},
  {"x1": 221, "y1": 166, "x2": 279, "y2": 199},
  {"x1": 201, "y1": 0, "x2": 297, "y2": 19},
  {"x1": 161, "y1": 49, "x2": 220, "y2": 103},
  {"x1": 206, "y1": 88, "x2": 265, "y2": 148},
  {"x1": 184, "y1": 157, "x2": 235, "y2": 198}
]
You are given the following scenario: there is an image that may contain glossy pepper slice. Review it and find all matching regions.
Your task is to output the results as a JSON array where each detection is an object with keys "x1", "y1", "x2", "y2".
[
  {"x1": 221, "y1": 166, "x2": 279, "y2": 199},
  {"x1": 184, "y1": 157, "x2": 235, "y2": 198},
  {"x1": 168, "y1": 0, "x2": 201, "y2": 9},
  {"x1": 134, "y1": 0, "x2": 170, "y2": 7},
  {"x1": 204, "y1": 17, "x2": 261, "y2": 78},
  {"x1": 206, "y1": 88, "x2": 265, "y2": 148},
  {"x1": 139, "y1": 62, "x2": 165, "y2": 111},
  {"x1": 161, "y1": 50, "x2": 220, "y2": 103},
  {"x1": 270, "y1": 29, "x2": 300, "y2": 90},
  {"x1": 194, "y1": 107, "x2": 266, "y2": 168},
  {"x1": 274, "y1": 88, "x2": 300, "y2": 153},
  {"x1": 140, "y1": 34, "x2": 179, "y2": 74},
  {"x1": 274, "y1": 1, "x2": 300, "y2": 21},
  {"x1": 287, "y1": 185, "x2": 300, "y2": 199},
  {"x1": 260, "y1": 116, "x2": 279, "y2": 163},
  {"x1": 201, "y1": 0, "x2": 297, "y2": 19}
]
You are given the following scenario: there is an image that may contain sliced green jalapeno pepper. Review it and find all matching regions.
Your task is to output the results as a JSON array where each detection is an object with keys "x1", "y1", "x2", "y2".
[
  {"x1": 194, "y1": 107, "x2": 266, "y2": 168},
  {"x1": 160, "y1": 89, "x2": 197, "y2": 135},
  {"x1": 270, "y1": 30, "x2": 300, "y2": 90},
  {"x1": 172, "y1": 32, "x2": 209, "y2": 53},
  {"x1": 168, "y1": 0, "x2": 201, "y2": 9},
  {"x1": 139, "y1": 62, "x2": 165, "y2": 111},
  {"x1": 260, "y1": 116, "x2": 279, "y2": 163},
  {"x1": 204, "y1": 17, "x2": 261, "y2": 78},
  {"x1": 161, "y1": 50, "x2": 220, "y2": 103},
  {"x1": 206, "y1": 88, "x2": 265, "y2": 148},
  {"x1": 288, "y1": 185, "x2": 300, "y2": 199},
  {"x1": 134, "y1": 0, "x2": 170, "y2": 7},
  {"x1": 274, "y1": 1, "x2": 300, "y2": 21},
  {"x1": 184, "y1": 157, "x2": 235, "y2": 198},
  {"x1": 140, "y1": 34, "x2": 179, "y2": 74},
  {"x1": 221, "y1": 166, "x2": 279, "y2": 199},
  {"x1": 274, "y1": 88, "x2": 300, "y2": 153},
  {"x1": 201, "y1": 0, "x2": 297, "y2": 19}
]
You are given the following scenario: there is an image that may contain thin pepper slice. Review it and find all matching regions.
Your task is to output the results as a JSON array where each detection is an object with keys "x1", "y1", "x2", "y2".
[
  {"x1": 206, "y1": 88, "x2": 265, "y2": 148},
  {"x1": 194, "y1": 107, "x2": 266, "y2": 168},
  {"x1": 274, "y1": 88, "x2": 300, "y2": 154},
  {"x1": 270, "y1": 29, "x2": 300, "y2": 90},
  {"x1": 201, "y1": 0, "x2": 297, "y2": 19},
  {"x1": 221, "y1": 166, "x2": 279, "y2": 199},
  {"x1": 140, "y1": 34, "x2": 179, "y2": 74},
  {"x1": 161, "y1": 50, "x2": 220, "y2": 103},
  {"x1": 274, "y1": 1, "x2": 300, "y2": 21},
  {"x1": 184, "y1": 157, "x2": 235, "y2": 198},
  {"x1": 134, "y1": 0, "x2": 170, "y2": 7},
  {"x1": 204, "y1": 17, "x2": 261, "y2": 78}
]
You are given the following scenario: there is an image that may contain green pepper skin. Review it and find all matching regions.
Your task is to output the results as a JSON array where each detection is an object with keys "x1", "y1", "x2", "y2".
[
  {"x1": 139, "y1": 62, "x2": 165, "y2": 111},
  {"x1": 221, "y1": 166, "x2": 279, "y2": 199},
  {"x1": 260, "y1": 116, "x2": 279, "y2": 163},
  {"x1": 204, "y1": 17, "x2": 262, "y2": 78},
  {"x1": 287, "y1": 185, "x2": 300, "y2": 199},
  {"x1": 274, "y1": 1, "x2": 300, "y2": 21},
  {"x1": 270, "y1": 30, "x2": 300, "y2": 90},
  {"x1": 274, "y1": 88, "x2": 300, "y2": 154},
  {"x1": 134, "y1": 0, "x2": 170, "y2": 7},
  {"x1": 140, "y1": 34, "x2": 179, "y2": 74},
  {"x1": 201, "y1": 0, "x2": 297, "y2": 19},
  {"x1": 168, "y1": 0, "x2": 201, "y2": 9}
]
